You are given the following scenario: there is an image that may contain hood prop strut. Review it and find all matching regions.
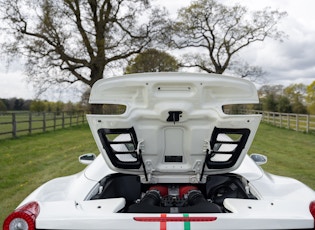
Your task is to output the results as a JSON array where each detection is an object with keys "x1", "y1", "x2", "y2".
[
  {"x1": 136, "y1": 140, "x2": 148, "y2": 182},
  {"x1": 138, "y1": 149, "x2": 148, "y2": 182},
  {"x1": 200, "y1": 148, "x2": 209, "y2": 182}
]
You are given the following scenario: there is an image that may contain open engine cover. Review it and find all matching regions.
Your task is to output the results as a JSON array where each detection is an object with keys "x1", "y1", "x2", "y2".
[{"x1": 87, "y1": 73, "x2": 261, "y2": 183}]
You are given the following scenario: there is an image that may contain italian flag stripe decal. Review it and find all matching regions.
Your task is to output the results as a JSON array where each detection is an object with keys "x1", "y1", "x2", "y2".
[
  {"x1": 134, "y1": 214, "x2": 217, "y2": 230},
  {"x1": 161, "y1": 213, "x2": 167, "y2": 230},
  {"x1": 183, "y1": 214, "x2": 190, "y2": 230},
  {"x1": 161, "y1": 214, "x2": 190, "y2": 230}
]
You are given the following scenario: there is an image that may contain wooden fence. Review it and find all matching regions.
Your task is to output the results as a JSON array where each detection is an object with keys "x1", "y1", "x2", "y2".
[
  {"x1": 247, "y1": 110, "x2": 315, "y2": 133},
  {"x1": 1, "y1": 110, "x2": 314, "y2": 139},
  {"x1": 0, "y1": 111, "x2": 87, "y2": 139}
]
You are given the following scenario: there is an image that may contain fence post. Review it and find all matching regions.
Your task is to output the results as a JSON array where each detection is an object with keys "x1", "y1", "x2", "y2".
[
  {"x1": 296, "y1": 114, "x2": 299, "y2": 131},
  {"x1": 53, "y1": 112, "x2": 56, "y2": 131},
  {"x1": 29, "y1": 112, "x2": 32, "y2": 135},
  {"x1": 306, "y1": 114, "x2": 309, "y2": 133},
  {"x1": 273, "y1": 112, "x2": 275, "y2": 125},
  {"x1": 287, "y1": 114, "x2": 290, "y2": 129},
  {"x1": 62, "y1": 112, "x2": 65, "y2": 128},
  {"x1": 43, "y1": 112, "x2": 46, "y2": 132},
  {"x1": 12, "y1": 113, "x2": 17, "y2": 138}
]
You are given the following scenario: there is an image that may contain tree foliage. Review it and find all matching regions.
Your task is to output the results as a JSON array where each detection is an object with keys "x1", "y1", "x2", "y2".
[
  {"x1": 277, "y1": 96, "x2": 292, "y2": 113},
  {"x1": 258, "y1": 83, "x2": 311, "y2": 114},
  {"x1": 169, "y1": 0, "x2": 287, "y2": 78},
  {"x1": 30, "y1": 100, "x2": 47, "y2": 113},
  {"x1": 306, "y1": 81, "x2": 315, "y2": 114},
  {"x1": 283, "y1": 83, "x2": 307, "y2": 114},
  {"x1": 0, "y1": 98, "x2": 32, "y2": 111},
  {"x1": 0, "y1": 97, "x2": 89, "y2": 113},
  {"x1": 125, "y1": 49, "x2": 178, "y2": 74},
  {"x1": 0, "y1": 0, "x2": 167, "y2": 96},
  {"x1": 258, "y1": 85, "x2": 284, "y2": 97},
  {"x1": 0, "y1": 99, "x2": 7, "y2": 111}
]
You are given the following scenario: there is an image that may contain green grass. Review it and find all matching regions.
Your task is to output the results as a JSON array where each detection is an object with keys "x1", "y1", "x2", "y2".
[
  {"x1": 249, "y1": 123, "x2": 315, "y2": 189},
  {"x1": 0, "y1": 124, "x2": 98, "y2": 224},
  {"x1": 0, "y1": 123, "x2": 314, "y2": 224}
]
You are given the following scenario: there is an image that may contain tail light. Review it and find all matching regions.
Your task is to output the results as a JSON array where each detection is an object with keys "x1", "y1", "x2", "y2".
[
  {"x1": 3, "y1": 201, "x2": 40, "y2": 230},
  {"x1": 310, "y1": 201, "x2": 315, "y2": 229}
]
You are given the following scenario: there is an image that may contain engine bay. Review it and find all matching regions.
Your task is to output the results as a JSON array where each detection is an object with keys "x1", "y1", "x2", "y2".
[
  {"x1": 90, "y1": 173, "x2": 257, "y2": 213},
  {"x1": 126, "y1": 184, "x2": 223, "y2": 213}
]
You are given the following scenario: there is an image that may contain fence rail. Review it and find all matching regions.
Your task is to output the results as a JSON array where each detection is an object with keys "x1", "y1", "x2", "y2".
[
  {"x1": 247, "y1": 110, "x2": 315, "y2": 133},
  {"x1": 0, "y1": 111, "x2": 86, "y2": 139}
]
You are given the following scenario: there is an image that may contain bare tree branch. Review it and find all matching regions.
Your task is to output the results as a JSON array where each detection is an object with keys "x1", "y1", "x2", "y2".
[
  {"x1": 0, "y1": 0, "x2": 166, "y2": 108},
  {"x1": 170, "y1": 0, "x2": 287, "y2": 78}
]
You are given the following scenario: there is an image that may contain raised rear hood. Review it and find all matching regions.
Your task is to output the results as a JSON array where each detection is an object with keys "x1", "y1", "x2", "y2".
[{"x1": 87, "y1": 73, "x2": 261, "y2": 183}]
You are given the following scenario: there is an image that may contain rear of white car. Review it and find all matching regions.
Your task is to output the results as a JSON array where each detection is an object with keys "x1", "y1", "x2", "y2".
[
  {"x1": 5, "y1": 200, "x2": 315, "y2": 230},
  {"x1": 4, "y1": 73, "x2": 315, "y2": 230}
]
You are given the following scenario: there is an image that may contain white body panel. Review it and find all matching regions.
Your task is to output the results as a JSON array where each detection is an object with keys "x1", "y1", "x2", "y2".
[
  {"x1": 9, "y1": 73, "x2": 315, "y2": 230},
  {"x1": 18, "y1": 154, "x2": 315, "y2": 230}
]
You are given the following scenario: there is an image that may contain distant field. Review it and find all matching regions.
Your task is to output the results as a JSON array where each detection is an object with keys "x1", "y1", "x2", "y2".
[{"x1": 0, "y1": 123, "x2": 314, "y2": 224}]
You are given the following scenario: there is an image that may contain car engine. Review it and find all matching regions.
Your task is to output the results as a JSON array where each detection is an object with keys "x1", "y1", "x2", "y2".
[
  {"x1": 90, "y1": 173, "x2": 257, "y2": 213},
  {"x1": 127, "y1": 185, "x2": 222, "y2": 213}
]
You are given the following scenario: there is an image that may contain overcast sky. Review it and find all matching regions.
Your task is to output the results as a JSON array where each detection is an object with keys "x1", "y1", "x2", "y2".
[{"x1": 1, "y1": 0, "x2": 315, "y2": 101}]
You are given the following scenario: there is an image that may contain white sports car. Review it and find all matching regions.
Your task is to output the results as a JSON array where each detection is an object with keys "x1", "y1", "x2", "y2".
[{"x1": 4, "y1": 73, "x2": 315, "y2": 230}]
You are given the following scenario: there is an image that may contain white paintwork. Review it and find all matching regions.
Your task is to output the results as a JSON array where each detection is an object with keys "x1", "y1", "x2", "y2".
[
  {"x1": 87, "y1": 73, "x2": 261, "y2": 183},
  {"x1": 18, "y1": 152, "x2": 313, "y2": 229},
  {"x1": 9, "y1": 73, "x2": 315, "y2": 230}
]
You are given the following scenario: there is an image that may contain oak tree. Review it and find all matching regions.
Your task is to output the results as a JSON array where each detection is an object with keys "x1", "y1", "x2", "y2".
[
  {"x1": 169, "y1": 0, "x2": 287, "y2": 79},
  {"x1": 0, "y1": 0, "x2": 167, "y2": 112}
]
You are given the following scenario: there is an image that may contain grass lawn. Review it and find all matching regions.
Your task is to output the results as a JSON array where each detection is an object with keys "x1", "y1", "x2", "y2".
[
  {"x1": 249, "y1": 123, "x2": 315, "y2": 190},
  {"x1": 0, "y1": 123, "x2": 314, "y2": 224},
  {"x1": 0, "y1": 124, "x2": 98, "y2": 224}
]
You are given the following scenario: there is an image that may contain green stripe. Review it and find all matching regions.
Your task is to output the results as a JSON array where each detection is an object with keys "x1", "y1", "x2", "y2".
[{"x1": 183, "y1": 214, "x2": 190, "y2": 230}]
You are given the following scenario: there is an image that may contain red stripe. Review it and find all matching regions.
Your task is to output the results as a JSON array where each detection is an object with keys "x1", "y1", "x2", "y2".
[
  {"x1": 134, "y1": 216, "x2": 217, "y2": 222},
  {"x1": 160, "y1": 214, "x2": 167, "y2": 230}
]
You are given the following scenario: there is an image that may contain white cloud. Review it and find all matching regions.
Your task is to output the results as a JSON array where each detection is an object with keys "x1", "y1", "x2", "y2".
[
  {"x1": 1, "y1": 0, "x2": 315, "y2": 101},
  {"x1": 224, "y1": 0, "x2": 315, "y2": 86},
  {"x1": 0, "y1": 71, "x2": 34, "y2": 99}
]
